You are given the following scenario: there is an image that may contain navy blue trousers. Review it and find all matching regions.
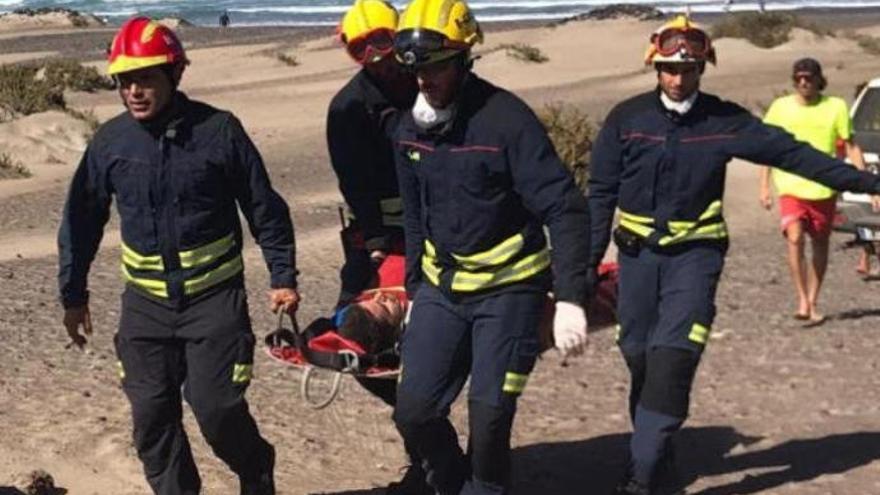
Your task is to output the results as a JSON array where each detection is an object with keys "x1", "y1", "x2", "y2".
[
  {"x1": 393, "y1": 284, "x2": 543, "y2": 495},
  {"x1": 617, "y1": 243, "x2": 725, "y2": 488},
  {"x1": 114, "y1": 287, "x2": 274, "y2": 495}
]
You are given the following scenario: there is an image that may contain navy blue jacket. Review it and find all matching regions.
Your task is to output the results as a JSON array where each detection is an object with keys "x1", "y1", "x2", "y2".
[
  {"x1": 327, "y1": 69, "x2": 416, "y2": 252},
  {"x1": 58, "y1": 93, "x2": 296, "y2": 308},
  {"x1": 395, "y1": 75, "x2": 590, "y2": 304},
  {"x1": 588, "y1": 89, "x2": 880, "y2": 265}
]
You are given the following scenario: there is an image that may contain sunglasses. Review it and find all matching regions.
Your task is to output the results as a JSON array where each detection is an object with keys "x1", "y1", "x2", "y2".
[
  {"x1": 653, "y1": 28, "x2": 712, "y2": 58},
  {"x1": 394, "y1": 29, "x2": 469, "y2": 67},
  {"x1": 346, "y1": 28, "x2": 395, "y2": 64},
  {"x1": 792, "y1": 73, "x2": 817, "y2": 83}
]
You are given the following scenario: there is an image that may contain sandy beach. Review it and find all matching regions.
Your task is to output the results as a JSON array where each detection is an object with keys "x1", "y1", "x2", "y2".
[{"x1": 2, "y1": 8, "x2": 880, "y2": 494}]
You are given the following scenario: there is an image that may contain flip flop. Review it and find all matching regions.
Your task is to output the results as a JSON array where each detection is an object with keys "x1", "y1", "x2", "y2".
[
  {"x1": 804, "y1": 314, "x2": 826, "y2": 327},
  {"x1": 793, "y1": 312, "x2": 810, "y2": 321}
]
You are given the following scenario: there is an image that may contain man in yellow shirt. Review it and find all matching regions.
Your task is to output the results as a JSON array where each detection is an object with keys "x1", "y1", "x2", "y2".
[{"x1": 759, "y1": 58, "x2": 868, "y2": 323}]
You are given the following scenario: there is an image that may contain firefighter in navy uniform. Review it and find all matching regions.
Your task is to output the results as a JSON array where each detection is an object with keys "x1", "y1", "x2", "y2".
[
  {"x1": 328, "y1": 0, "x2": 417, "y2": 311},
  {"x1": 58, "y1": 17, "x2": 298, "y2": 495},
  {"x1": 391, "y1": 1, "x2": 590, "y2": 494},
  {"x1": 588, "y1": 16, "x2": 880, "y2": 495},
  {"x1": 327, "y1": 2, "x2": 424, "y2": 493}
]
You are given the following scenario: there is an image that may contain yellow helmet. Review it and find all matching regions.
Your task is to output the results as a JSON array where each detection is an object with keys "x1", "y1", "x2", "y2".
[
  {"x1": 395, "y1": 0, "x2": 483, "y2": 68},
  {"x1": 644, "y1": 15, "x2": 716, "y2": 66},
  {"x1": 339, "y1": 0, "x2": 398, "y2": 44}
]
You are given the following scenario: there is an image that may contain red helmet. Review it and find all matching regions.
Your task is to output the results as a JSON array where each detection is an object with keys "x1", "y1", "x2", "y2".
[{"x1": 107, "y1": 17, "x2": 188, "y2": 76}]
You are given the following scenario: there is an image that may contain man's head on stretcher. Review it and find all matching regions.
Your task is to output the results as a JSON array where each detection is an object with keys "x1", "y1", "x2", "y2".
[{"x1": 337, "y1": 291, "x2": 405, "y2": 354}]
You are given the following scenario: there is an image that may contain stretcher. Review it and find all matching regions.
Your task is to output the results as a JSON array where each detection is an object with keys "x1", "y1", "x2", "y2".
[
  {"x1": 265, "y1": 312, "x2": 400, "y2": 409},
  {"x1": 264, "y1": 239, "x2": 619, "y2": 409}
]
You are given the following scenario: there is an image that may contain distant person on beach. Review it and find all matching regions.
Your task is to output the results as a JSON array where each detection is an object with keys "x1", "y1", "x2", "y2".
[
  {"x1": 758, "y1": 0, "x2": 766, "y2": 12},
  {"x1": 326, "y1": 0, "x2": 421, "y2": 493},
  {"x1": 759, "y1": 58, "x2": 878, "y2": 322},
  {"x1": 220, "y1": 9, "x2": 230, "y2": 27},
  {"x1": 58, "y1": 16, "x2": 297, "y2": 495},
  {"x1": 588, "y1": 15, "x2": 880, "y2": 495},
  {"x1": 723, "y1": 0, "x2": 734, "y2": 12}
]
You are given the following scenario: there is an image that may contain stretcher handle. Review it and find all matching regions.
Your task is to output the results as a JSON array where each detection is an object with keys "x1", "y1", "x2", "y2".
[{"x1": 277, "y1": 310, "x2": 301, "y2": 335}]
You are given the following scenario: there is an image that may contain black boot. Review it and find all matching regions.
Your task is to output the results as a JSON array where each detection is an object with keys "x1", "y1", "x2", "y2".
[
  {"x1": 651, "y1": 444, "x2": 686, "y2": 495},
  {"x1": 386, "y1": 463, "x2": 433, "y2": 495},
  {"x1": 613, "y1": 478, "x2": 650, "y2": 495},
  {"x1": 241, "y1": 445, "x2": 275, "y2": 495}
]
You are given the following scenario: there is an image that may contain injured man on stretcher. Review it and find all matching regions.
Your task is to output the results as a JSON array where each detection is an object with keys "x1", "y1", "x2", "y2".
[
  {"x1": 331, "y1": 254, "x2": 619, "y2": 358},
  {"x1": 266, "y1": 249, "x2": 619, "y2": 409}
]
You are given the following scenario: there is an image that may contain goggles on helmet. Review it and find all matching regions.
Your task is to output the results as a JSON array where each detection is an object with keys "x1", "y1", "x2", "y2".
[
  {"x1": 652, "y1": 27, "x2": 712, "y2": 60},
  {"x1": 394, "y1": 29, "x2": 470, "y2": 67},
  {"x1": 346, "y1": 28, "x2": 395, "y2": 64}
]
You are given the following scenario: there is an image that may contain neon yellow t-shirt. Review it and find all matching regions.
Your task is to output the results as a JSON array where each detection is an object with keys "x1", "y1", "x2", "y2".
[{"x1": 763, "y1": 94, "x2": 852, "y2": 200}]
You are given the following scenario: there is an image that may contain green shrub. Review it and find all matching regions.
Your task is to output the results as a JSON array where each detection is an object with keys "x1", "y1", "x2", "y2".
[
  {"x1": 538, "y1": 102, "x2": 595, "y2": 191},
  {"x1": 712, "y1": 12, "x2": 832, "y2": 48},
  {"x1": 41, "y1": 59, "x2": 114, "y2": 93},
  {"x1": 846, "y1": 32, "x2": 880, "y2": 55},
  {"x1": 499, "y1": 43, "x2": 549, "y2": 63},
  {"x1": 0, "y1": 153, "x2": 31, "y2": 179},
  {"x1": 275, "y1": 52, "x2": 300, "y2": 67},
  {"x1": 0, "y1": 59, "x2": 112, "y2": 118},
  {"x1": 0, "y1": 64, "x2": 65, "y2": 116}
]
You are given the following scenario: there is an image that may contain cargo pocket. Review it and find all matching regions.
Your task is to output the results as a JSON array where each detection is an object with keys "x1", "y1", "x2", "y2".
[{"x1": 232, "y1": 332, "x2": 256, "y2": 388}]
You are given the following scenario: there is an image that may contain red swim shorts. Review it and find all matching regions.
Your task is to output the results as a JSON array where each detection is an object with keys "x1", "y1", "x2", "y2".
[{"x1": 779, "y1": 194, "x2": 837, "y2": 238}]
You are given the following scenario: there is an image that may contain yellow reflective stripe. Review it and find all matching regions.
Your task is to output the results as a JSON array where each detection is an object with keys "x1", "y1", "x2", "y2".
[
  {"x1": 667, "y1": 200, "x2": 724, "y2": 232},
  {"x1": 117, "y1": 361, "x2": 125, "y2": 380},
  {"x1": 121, "y1": 263, "x2": 169, "y2": 298},
  {"x1": 121, "y1": 241, "x2": 164, "y2": 271},
  {"x1": 658, "y1": 222, "x2": 728, "y2": 246},
  {"x1": 179, "y1": 234, "x2": 235, "y2": 269},
  {"x1": 451, "y1": 248, "x2": 551, "y2": 292},
  {"x1": 615, "y1": 324, "x2": 622, "y2": 343},
  {"x1": 421, "y1": 254, "x2": 441, "y2": 285},
  {"x1": 380, "y1": 197, "x2": 402, "y2": 214},
  {"x1": 183, "y1": 255, "x2": 244, "y2": 296},
  {"x1": 698, "y1": 200, "x2": 723, "y2": 220},
  {"x1": 502, "y1": 372, "x2": 529, "y2": 394},
  {"x1": 382, "y1": 214, "x2": 404, "y2": 227},
  {"x1": 451, "y1": 233, "x2": 524, "y2": 271},
  {"x1": 689, "y1": 322, "x2": 710, "y2": 344},
  {"x1": 380, "y1": 197, "x2": 404, "y2": 227},
  {"x1": 232, "y1": 363, "x2": 253, "y2": 384},
  {"x1": 619, "y1": 211, "x2": 655, "y2": 238},
  {"x1": 619, "y1": 210, "x2": 654, "y2": 224}
]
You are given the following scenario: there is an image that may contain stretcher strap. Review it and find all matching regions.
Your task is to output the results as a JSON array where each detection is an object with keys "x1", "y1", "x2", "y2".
[{"x1": 264, "y1": 318, "x2": 399, "y2": 373}]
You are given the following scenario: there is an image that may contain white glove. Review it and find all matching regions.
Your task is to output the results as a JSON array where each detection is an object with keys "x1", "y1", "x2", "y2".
[{"x1": 553, "y1": 301, "x2": 588, "y2": 357}]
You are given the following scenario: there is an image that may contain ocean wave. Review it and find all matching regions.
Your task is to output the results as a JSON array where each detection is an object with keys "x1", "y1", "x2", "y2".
[
  {"x1": 231, "y1": 6, "x2": 349, "y2": 15},
  {"x1": 7, "y1": 0, "x2": 880, "y2": 27}
]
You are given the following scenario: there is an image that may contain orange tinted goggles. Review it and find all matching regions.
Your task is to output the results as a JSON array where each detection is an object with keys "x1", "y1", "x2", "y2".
[
  {"x1": 654, "y1": 28, "x2": 712, "y2": 58},
  {"x1": 346, "y1": 28, "x2": 395, "y2": 64}
]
